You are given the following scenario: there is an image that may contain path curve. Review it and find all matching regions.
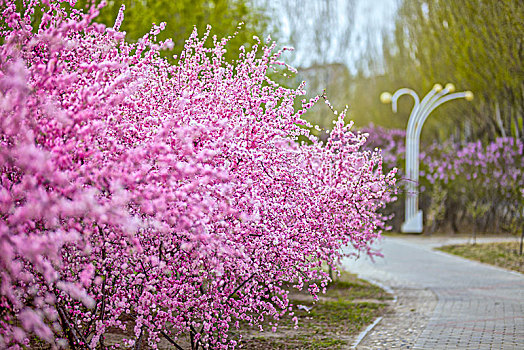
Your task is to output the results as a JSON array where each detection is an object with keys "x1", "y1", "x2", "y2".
[{"x1": 341, "y1": 236, "x2": 524, "y2": 349}]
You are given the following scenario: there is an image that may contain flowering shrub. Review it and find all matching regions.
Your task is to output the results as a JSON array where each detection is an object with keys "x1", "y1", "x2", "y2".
[
  {"x1": 360, "y1": 123, "x2": 406, "y2": 172},
  {"x1": 360, "y1": 124, "x2": 523, "y2": 233},
  {"x1": 0, "y1": 1, "x2": 395, "y2": 349},
  {"x1": 358, "y1": 124, "x2": 405, "y2": 229},
  {"x1": 422, "y1": 137, "x2": 523, "y2": 232}
]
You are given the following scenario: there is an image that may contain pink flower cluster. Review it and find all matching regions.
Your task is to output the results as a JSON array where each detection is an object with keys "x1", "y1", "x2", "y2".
[
  {"x1": 421, "y1": 137, "x2": 523, "y2": 208},
  {"x1": 0, "y1": 1, "x2": 395, "y2": 349},
  {"x1": 360, "y1": 124, "x2": 406, "y2": 171}
]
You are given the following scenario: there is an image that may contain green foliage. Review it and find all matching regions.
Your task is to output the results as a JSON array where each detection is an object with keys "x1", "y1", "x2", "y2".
[
  {"x1": 325, "y1": 279, "x2": 392, "y2": 301},
  {"x1": 389, "y1": 0, "x2": 524, "y2": 140},
  {"x1": 346, "y1": 72, "x2": 416, "y2": 131},
  {"x1": 75, "y1": 0, "x2": 269, "y2": 62},
  {"x1": 343, "y1": 0, "x2": 523, "y2": 142}
]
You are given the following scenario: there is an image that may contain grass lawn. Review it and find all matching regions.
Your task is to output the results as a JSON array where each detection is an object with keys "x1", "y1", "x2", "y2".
[
  {"x1": 236, "y1": 271, "x2": 391, "y2": 349},
  {"x1": 437, "y1": 241, "x2": 524, "y2": 274}
]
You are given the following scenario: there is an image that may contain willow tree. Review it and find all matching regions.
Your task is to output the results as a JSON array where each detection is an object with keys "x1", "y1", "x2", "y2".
[
  {"x1": 74, "y1": 0, "x2": 269, "y2": 62},
  {"x1": 393, "y1": 0, "x2": 524, "y2": 140}
]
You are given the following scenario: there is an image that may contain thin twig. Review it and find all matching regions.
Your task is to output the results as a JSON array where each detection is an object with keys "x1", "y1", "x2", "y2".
[
  {"x1": 228, "y1": 273, "x2": 256, "y2": 300},
  {"x1": 190, "y1": 326, "x2": 195, "y2": 350},
  {"x1": 260, "y1": 163, "x2": 285, "y2": 182},
  {"x1": 159, "y1": 331, "x2": 185, "y2": 350}
]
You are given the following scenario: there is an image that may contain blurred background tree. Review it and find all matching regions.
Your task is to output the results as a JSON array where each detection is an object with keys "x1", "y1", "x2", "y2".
[
  {"x1": 254, "y1": 0, "x2": 360, "y2": 138},
  {"x1": 400, "y1": 0, "x2": 522, "y2": 141},
  {"x1": 75, "y1": 0, "x2": 270, "y2": 62},
  {"x1": 350, "y1": 0, "x2": 523, "y2": 142}
]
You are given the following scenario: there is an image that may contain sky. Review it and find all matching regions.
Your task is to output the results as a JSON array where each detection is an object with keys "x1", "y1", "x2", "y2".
[
  {"x1": 256, "y1": 0, "x2": 399, "y2": 73},
  {"x1": 349, "y1": 0, "x2": 399, "y2": 72}
]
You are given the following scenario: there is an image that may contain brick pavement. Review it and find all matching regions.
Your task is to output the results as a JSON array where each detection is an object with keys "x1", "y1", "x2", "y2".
[
  {"x1": 342, "y1": 236, "x2": 524, "y2": 349},
  {"x1": 355, "y1": 287, "x2": 437, "y2": 349},
  {"x1": 414, "y1": 284, "x2": 524, "y2": 349}
]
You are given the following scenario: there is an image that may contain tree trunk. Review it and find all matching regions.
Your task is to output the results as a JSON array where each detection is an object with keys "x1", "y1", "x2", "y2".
[
  {"x1": 495, "y1": 102, "x2": 506, "y2": 137},
  {"x1": 519, "y1": 226, "x2": 524, "y2": 256}
]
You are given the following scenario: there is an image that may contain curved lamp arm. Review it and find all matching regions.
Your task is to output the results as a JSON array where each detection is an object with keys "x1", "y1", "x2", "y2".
[
  {"x1": 415, "y1": 91, "x2": 474, "y2": 141},
  {"x1": 379, "y1": 83, "x2": 473, "y2": 233},
  {"x1": 381, "y1": 88, "x2": 420, "y2": 113}
]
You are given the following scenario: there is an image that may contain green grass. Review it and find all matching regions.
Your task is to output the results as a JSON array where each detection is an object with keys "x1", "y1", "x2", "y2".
[
  {"x1": 324, "y1": 279, "x2": 391, "y2": 300},
  {"x1": 437, "y1": 241, "x2": 523, "y2": 273},
  {"x1": 236, "y1": 271, "x2": 390, "y2": 349},
  {"x1": 381, "y1": 231, "x2": 415, "y2": 237}
]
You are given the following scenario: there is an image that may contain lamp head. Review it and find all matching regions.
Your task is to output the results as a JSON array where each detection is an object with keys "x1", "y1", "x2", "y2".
[
  {"x1": 380, "y1": 92, "x2": 392, "y2": 104},
  {"x1": 433, "y1": 83, "x2": 443, "y2": 92},
  {"x1": 445, "y1": 83, "x2": 455, "y2": 92},
  {"x1": 465, "y1": 91, "x2": 474, "y2": 101}
]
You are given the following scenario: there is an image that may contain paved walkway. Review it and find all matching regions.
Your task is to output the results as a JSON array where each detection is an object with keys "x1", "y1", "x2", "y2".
[{"x1": 341, "y1": 236, "x2": 524, "y2": 349}]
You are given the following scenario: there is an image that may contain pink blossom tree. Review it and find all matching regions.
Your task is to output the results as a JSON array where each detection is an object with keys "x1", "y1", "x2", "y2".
[{"x1": 0, "y1": 1, "x2": 396, "y2": 348}]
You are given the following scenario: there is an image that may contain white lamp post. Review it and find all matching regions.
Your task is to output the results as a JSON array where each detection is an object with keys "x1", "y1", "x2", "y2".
[{"x1": 380, "y1": 84, "x2": 473, "y2": 233}]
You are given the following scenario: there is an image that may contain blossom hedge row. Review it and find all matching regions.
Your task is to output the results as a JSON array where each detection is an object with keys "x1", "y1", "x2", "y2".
[{"x1": 0, "y1": 1, "x2": 395, "y2": 349}]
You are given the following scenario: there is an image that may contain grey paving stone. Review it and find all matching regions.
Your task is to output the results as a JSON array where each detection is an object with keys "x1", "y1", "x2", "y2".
[{"x1": 342, "y1": 236, "x2": 524, "y2": 349}]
